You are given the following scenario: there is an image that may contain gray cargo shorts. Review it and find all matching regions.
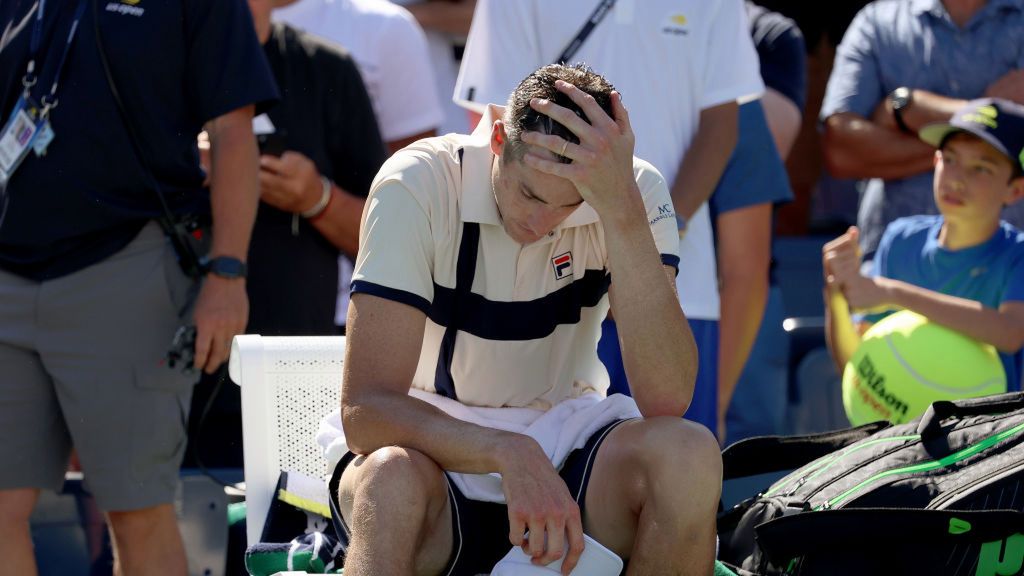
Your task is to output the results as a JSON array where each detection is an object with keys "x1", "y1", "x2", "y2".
[{"x1": 0, "y1": 222, "x2": 197, "y2": 511}]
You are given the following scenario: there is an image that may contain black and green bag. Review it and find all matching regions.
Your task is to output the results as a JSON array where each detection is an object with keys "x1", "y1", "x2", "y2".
[{"x1": 718, "y1": 392, "x2": 1024, "y2": 576}]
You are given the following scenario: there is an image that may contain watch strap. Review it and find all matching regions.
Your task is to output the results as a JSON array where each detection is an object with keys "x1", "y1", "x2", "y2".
[{"x1": 202, "y1": 256, "x2": 247, "y2": 279}]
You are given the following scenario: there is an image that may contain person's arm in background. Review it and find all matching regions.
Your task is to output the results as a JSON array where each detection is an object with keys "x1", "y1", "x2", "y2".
[
  {"x1": 716, "y1": 202, "x2": 771, "y2": 429},
  {"x1": 819, "y1": 4, "x2": 933, "y2": 181},
  {"x1": 403, "y1": 0, "x2": 476, "y2": 36},
  {"x1": 375, "y1": 5, "x2": 442, "y2": 153},
  {"x1": 257, "y1": 51, "x2": 389, "y2": 259},
  {"x1": 822, "y1": 227, "x2": 869, "y2": 373},
  {"x1": 193, "y1": 105, "x2": 260, "y2": 374},
  {"x1": 826, "y1": 88, "x2": 968, "y2": 180},
  {"x1": 762, "y1": 88, "x2": 802, "y2": 159},
  {"x1": 672, "y1": 0, "x2": 761, "y2": 227},
  {"x1": 670, "y1": 102, "x2": 738, "y2": 224},
  {"x1": 715, "y1": 92, "x2": 799, "y2": 435},
  {"x1": 829, "y1": 228, "x2": 1024, "y2": 354}
]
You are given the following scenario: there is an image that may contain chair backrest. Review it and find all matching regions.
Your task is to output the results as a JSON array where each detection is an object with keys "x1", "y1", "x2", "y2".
[{"x1": 228, "y1": 335, "x2": 345, "y2": 546}]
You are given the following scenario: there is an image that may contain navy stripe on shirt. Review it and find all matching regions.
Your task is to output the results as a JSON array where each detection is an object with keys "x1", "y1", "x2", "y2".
[{"x1": 427, "y1": 268, "x2": 611, "y2": 341}]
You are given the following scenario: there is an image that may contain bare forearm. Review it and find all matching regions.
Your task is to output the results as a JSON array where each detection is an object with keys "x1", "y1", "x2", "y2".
[
  {"x1": 342, "y1": 389, "x2": 533, "y2": 474},
  {"x1": 208, "y1": 106, "x2": 259, "y2": 259},
  {"x1": 404, "y1": 0, "x2": 476, "y2": 36},
  {"x1": 880, "y1": 278, "x2": 1024, "y2": 352},
  {"x1": 670, "y1": 102, "x2": 738, "y2": 219},
  {"x1": 717, "y1": 268, "x2": 768, "y2": 417},
  {"x1": 825, "y1": 288, "x2": 862, "y2": 374},
  {"x1": 716, "y1": 205, "x2": 771, "y2": 415},
  {"x1": 310, "y1": 185, "x2": 364, "y2": 259},
  {"x1": 823, "y1": 112, "x2": 935, "y2": 180},
  {"x1": 902, "y1": 90, "x2": 967, "y2": 133},
  {"x1": 605, "y1": 207, "x2": 696, "y2": 417}
]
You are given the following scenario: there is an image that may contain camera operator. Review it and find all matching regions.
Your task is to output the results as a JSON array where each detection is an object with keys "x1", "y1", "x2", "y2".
[{"x1": 0, "y1": 1, "x2": 277, "y2": 574}]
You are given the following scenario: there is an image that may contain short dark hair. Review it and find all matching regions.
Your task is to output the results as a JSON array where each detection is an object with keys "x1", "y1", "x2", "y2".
[
  {"x1": 939, "y1": 131, "x2": 1024, "y2": 182},
  {"x1": 502, "y1": 63, "x2": 616, "y2": 165}
]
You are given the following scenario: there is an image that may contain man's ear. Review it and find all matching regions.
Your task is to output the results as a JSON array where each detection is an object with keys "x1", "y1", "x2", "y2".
[
  {"x1": 1006, "y1": 174, "x2": 1024, "y2": 207},
  {"x1": 490, "y1": 120, "x2": 507, "y2": 158},
  {"x1": 933, "y1": 149, "x2": 942, "y2": 168}
]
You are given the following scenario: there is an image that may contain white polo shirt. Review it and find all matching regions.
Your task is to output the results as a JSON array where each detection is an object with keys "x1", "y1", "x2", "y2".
[
  {"x1": 453, "y1": 0, "x2": 763, "y2": 320},
  {"x1": 273, "y1": 0, "x2": 444, "y2": 143},
  {"x1": 351, "y1": 106, "x2": 680, "y2": 409}
]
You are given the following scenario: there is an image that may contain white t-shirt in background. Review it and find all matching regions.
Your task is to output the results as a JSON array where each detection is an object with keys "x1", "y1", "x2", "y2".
[{"x1": 275, "y1": 0, "x2": 444, "y2": 143}]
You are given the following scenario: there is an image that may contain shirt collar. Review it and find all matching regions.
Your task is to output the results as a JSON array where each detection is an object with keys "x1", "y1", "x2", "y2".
[
  {"x1": 459, "y1": 105, "x2": 502, "y2": 225},
  {"x1": 911, "y1": 0, "x2": 945, "y2": 17},
  {"x1": 459, "y1": 104, "x2": 600, "y2": 230},
  {"x1": 912, "y1": 0, "x2": 1022, "y2": 20}
]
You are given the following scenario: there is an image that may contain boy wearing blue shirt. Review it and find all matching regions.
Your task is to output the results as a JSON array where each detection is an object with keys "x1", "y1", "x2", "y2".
[{"x1": 824, "y1": 98, "x2": 1024, "y2": 393}]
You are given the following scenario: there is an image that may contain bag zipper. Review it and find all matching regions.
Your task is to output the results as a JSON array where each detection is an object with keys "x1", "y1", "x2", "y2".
[
  {"x1": 814, "y1": 421, "x2": 1024, "y2": 511},
  {"x1": 926, "y1": 457, "x2": 1024, "y2": 510},
  {"x1": 764, "y1": 435, "x2": 918, "y2": 498}
]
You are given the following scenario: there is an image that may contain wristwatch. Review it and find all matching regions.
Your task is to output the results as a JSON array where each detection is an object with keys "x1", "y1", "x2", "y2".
[
  {"x1": 889, "y1": 87, "x2": 914, "y2": 135},
  {"x1": 202, "y1": 256, "x2": 247, "y2": 279}
]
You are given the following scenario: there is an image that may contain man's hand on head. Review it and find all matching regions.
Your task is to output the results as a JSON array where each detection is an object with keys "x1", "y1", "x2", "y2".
[
  {"x1": 498, "y1": 435, "x2": 585, "y2": 576},
  {"x1": 519, "y1": 80, "x2": 640, "y2": 221}
]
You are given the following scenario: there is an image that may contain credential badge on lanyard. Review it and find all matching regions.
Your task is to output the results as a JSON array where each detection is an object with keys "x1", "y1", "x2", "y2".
[{"x1": 0, "y1": 0, "x2": 87, "y2": 187}]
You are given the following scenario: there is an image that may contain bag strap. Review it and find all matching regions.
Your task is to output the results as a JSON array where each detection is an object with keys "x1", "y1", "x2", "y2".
[
  {"x1": 755, "y1": 508, "x2": 1024, "y2": 566},
  {"x1": 721, "y1": 421, "x2": 891, "y2": 481},
  {"x1": 554, "y1": 0, "x2": 617, "y2": 64},
  {"x1": 918, "y1": 392, "x2": 1024, "y2": 440}
]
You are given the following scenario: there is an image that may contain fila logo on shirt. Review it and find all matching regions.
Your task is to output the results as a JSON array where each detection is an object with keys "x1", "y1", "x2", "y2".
[
  {"x1": 662, "y1": 13, "x2": 689, "y2": 36},
  {"x1": 552, "y1": 252, "x2": 573, "y2": 281},
  {"x1": 106, "y1": 0, "x2": 144, "y2": 17}
]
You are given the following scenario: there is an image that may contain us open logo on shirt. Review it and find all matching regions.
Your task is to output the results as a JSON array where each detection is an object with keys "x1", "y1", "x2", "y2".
[
  {"x1": 552, "y1": 252, "x2": 573, "y2": 281},
  {"x1": 106, "y1": 0, "x2": 144, "y2": 17},
  {"x1": 661, "y1": 13, "x2": 689, "y2": 36}
]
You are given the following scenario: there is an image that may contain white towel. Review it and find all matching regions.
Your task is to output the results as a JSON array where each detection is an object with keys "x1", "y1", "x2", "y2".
[{"x1": 317, "y1": 391, "x2": 642, "y2": 503}]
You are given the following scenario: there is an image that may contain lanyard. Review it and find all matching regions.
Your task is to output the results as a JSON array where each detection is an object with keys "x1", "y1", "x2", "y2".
[
  {"x1": 23, "y1": 0, "x2": 90, "y2": 116},
  {"x1": 555, "y1": 0, "x2": 617, "y2": 64}
]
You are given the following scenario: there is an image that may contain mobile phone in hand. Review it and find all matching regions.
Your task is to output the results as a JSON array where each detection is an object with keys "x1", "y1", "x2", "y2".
[{"x1": 257, "y1": 132, "x2": 287, "y2": 157}]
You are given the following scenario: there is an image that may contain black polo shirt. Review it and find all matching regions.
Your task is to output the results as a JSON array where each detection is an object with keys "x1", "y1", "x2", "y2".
[
  {"x1": 244, "y1": 23, "x2": 387, "y2": 336},
  {"x1": 0, "y1": 0, "x2": 279, "y2": 280}
]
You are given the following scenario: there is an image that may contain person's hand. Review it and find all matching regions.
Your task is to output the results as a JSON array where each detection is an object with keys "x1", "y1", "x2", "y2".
[
  {"x1": 498, "y1": 436, "x2": 585, "y2": 575},
  {"x1": 519, "y1": 80, "x2": 639, "y2": 219},
  {"x1": 985, "y1": 69, "x2": 1024, "y2": 105},
  {"x1": 822, "y1": 226, "x2": 863, "y2": 292},
  {"x1": 258, "y1": 151, "x2": 323, "y2": 213},
  {"x1": 823, "y1": 227, "x2": 890, "y2": 312},
  {"x1": 192, "y1": 275, "x2": 248, "y2": 374}
]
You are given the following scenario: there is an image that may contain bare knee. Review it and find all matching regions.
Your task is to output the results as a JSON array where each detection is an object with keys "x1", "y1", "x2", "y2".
[
  {"x1": 340, "y1": 447, "x2": 447, "y2": 526},
  {"x1": 0, "y1": 489, "x2": 40, "y2": 526},
  {"x1": 106, "y1": 504, "x2": 179, "y2": 538},
  {"x1": 617, "y1": 417, "x2": 723, "y2": 496}
]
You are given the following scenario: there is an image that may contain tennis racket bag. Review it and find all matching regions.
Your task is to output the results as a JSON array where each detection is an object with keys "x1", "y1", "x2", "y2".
[{"x1": 718, "y1": 392, "x2": 1024, "y2": 576}]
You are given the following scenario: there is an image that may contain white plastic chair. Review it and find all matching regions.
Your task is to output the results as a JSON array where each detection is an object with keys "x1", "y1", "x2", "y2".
[{"x1": 228, "y1": 335, "x2": 345, "y2": 547}]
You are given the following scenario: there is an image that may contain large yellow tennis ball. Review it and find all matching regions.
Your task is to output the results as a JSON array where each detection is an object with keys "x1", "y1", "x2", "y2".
[{"x1": 842, "y1": 310, "x2": 1006, "y2": 425}]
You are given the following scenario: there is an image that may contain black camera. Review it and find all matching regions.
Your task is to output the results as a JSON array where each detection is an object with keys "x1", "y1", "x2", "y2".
[{"x1": 166, "y1": 325, "x2": 198, "y2": 374}]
